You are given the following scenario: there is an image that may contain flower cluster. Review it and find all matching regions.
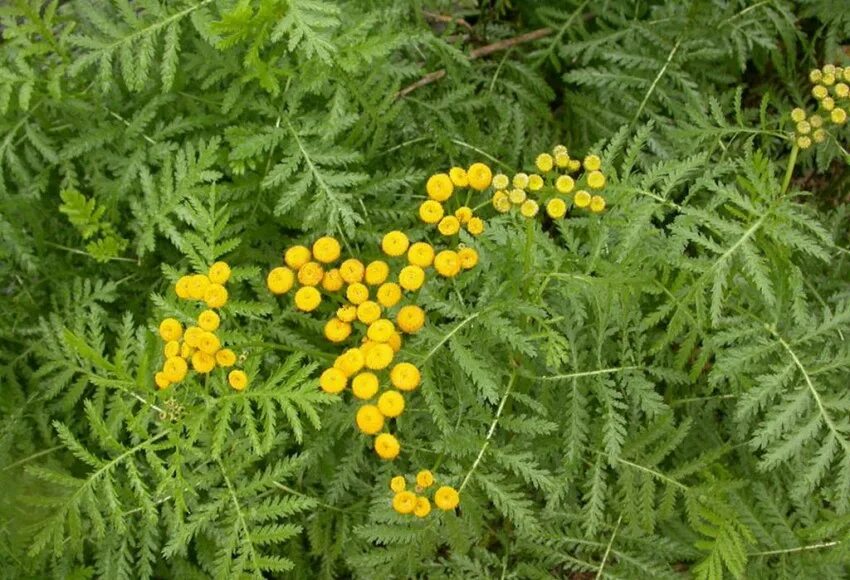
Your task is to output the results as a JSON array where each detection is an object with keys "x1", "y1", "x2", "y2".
[
  {"x1": 388, "y1": 470, "x2": 460, "y2": 517},
  {"x1": 420, "y1": 162, "x2": 489, "y2": 239},
  {"x1": 792, "y1": 64, "x2": 849, "y2": 149},
  {"x1": 155, "y1": 261, "x2": 248, "y2": 391}
]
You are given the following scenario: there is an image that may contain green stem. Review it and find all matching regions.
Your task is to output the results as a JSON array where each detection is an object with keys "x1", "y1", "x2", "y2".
[
  {"x1": 781, "y1": 143, "x2": 799, "y2": 195},
  {"x1": 523, "y1": 217, "x2": 534, "y2": 283}
]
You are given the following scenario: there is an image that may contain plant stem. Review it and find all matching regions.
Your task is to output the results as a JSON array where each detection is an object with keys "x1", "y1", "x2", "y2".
[
  {"x1": 781, "y1": 143, "x2": 799, "y2": 195},
  {"x1": 523, "y1": 217, "x2": 534, "y2": 283}
]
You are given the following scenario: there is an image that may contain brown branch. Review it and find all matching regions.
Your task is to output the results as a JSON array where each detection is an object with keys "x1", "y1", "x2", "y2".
[
  {"x1": 395, "y1": 69, "x2": 447, "y2": 99},
  {"x1": 422, "y1": 10, "x2": 474, "y2": 31}
]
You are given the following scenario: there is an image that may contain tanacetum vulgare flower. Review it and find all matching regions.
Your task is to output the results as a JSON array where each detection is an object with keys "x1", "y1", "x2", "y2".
[
  {"x1": 154, "y1": 372, "x2": 170, "y2": 389},
  {"x1": 365, "y1": 261, "x2": 390, "y2": 286},
  {"x1": 377, "y1": 282, "x2": 402, "y2": 308},
  {"x1": 267, "y1": 267, "x2": 295, "y2": 294},
  {"x1": 203, "y1": 284, "x2": 228, "y2": 308},
  {"x1": 467, "y1": 162, "x2": 492, "y2": 190},
  {"x1": 322, "y1": 268, "x2": 344, "y2": 292},
  {"x1": 590, "y1": 195, "x2": 606, "y2": 214},
  {"x1": 356, "y1": 404, "x2": 384, "y2": 434},
  {"x1": 198, "y1": 309, "x2": 220, "y2": 332},
  {"x1": 320, "y1": 367, "x2": 347, "y2": 394},
  {"x1": 192, "y1": 351, "x2": 215, "y2": 374},
  {"x1": 188, "y1": 274, "x2": 209, "y2": 300},
  {"x1": 294, "y1": 286, "x2": 321, "y2": 312},
  {"x1": 228, "y1": 370, "x2": 248, "y2": 391},
  {"x1": 454, "y1": 206, "x2": 473, "y2": 224},
  {"x1": 159, "y1": 318, "x2": 183, "y2": 342},
  {"x1": 375, "y1": 433, "x2": 400, "y2": 460},
  {"x1": 164, "y1": 340, "x2": 180, "y2": 358},
  {"x1": 324, "y1": 318, "x2": 352, "y2": 343},
  {"x1": 556, "y1": 175, "x2": 575, "y2": 194},
  {"x1": 390, "y1": 362, "x2": 421, "y2": 391},
  {"x1": 208, "y1": 261, "x2": 231, "y2": 285},
  {"x1": 396, "y1": 305, "x2": 425, "y2": 334},
  {"x1": 175, "y1": 276, "x2": 192, "y2": 299},
  {"x1": 340, "y1": 258, "x2": 365, "y2": 284},
  {"x1": 392, "y1": 490, "x2": 417, "y2": 514},
  {"x1": 337, "y1": 304, "x2": 357, "y2": 322},
  {"x1": 334, "y1": 348, "x2": 365, "y2": 377},
  {"x1": 357, "y1": 300, "x2": 382, "y2": 324},
  {"x1": 407, "y1": 242, "x2": 435, "y2": 268},
  {"x1": 512, "y1": 172, "x2": 529, "y2": 189},
  {"x1": 414, "y1": 496, "x2": 431, "y2": 518},
  {"x1": 520, "y1": 199, "x2": 539, "y2": 218},
  {"x1": 492, "y1": 173, "x2": 509, "y2": 190},
  {"x1": 492, "y1": 191, "x2": 510, "y2": 213},
  {"x1": 535, "y1": 153, "x2": 554, "y2": 172},
  {"x1": 347, "y1": 282, "x2": 370, "y2": 306},
  {"x1": 184, "y1": 326, "x2": 202, "y2": 348},
  {"x1": 528, "y1": 174, "x2": 544, "y2": 191},
  {"x1": 163, "y1": 356, "x2": 188, "y2": 382},
  {"x1": 388, "y1": 331, "x2": 403, "y2": 353},
  {"x1": 438, "y1": 215, "x2": 461, "y2": 236},
  {"x1": 381, "y1": 231, "x2": 410, "y2": 257},
  {"x1": 367, "y1": 319, "x2": 395, "y2": 343},
  {"x1": 426, "y1": 173, "x2": 453, "y2": 202},
  {"x1": 587, "y1": 171, "x2": 606, "y2": 190},
  {"x1": 364, "y1": 342, "x2": 394, "y2": 370},
  {"x1": 216, "y1": 348, "x2": 237, "y2": 367},
  {"x1": 508, "y1": 188, "x2": 527, "y2": 205},
  {"x1": 574, "y1": 190, "x2": 591, "y2": 209},
  {"x1": 416, "y1": 470, "x2": 435, "y2": 488},
  {"x1": 419, "y1": 200, "x2": 444, "y2": 224},
  {"x1": 458, "y1": 247, "x2": 478, "y2": 270},
  {"x1": 434, "y1": 486, "x2": 460, "y2": 510},
  {"x1": 297, "y1": 262, "x2": 324, "y2": 286},
  {"x1": 285, "y1": 245, "x2": 312, "y2": 270},
  {"x1": 399, "y1": 265, "x2": 426, "y2": 291},
  {"x1": 583, "y1": 154, "x2": 601, "y2": 171},
  {"x1": 390, "y1": 475, "x2": 406, "y2": 493},
  {"x1": 197, "y1": 331, "x2": 221, "y2": 355},
  {"x1": 352, "y1": 372, "x2": 379, "y2": 399},
  {"x1": 547, "y1": 198, "x2": 567, "y2": 219},
  {"x1": 449, "y1": 167, "x2": 468, "y2": 187},
  {"x1": 377, "y1": 390, "x2": 405, "y2": 418},
  {"x1": 312, "y1": 236, "x2": 341, "y2": 264}
]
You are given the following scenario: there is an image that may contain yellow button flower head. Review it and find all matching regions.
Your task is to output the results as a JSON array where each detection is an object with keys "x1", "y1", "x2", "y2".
[
  {"x1": 216, "y1": 348, "x2": 237, "y2": 367},
  {"x1": 365, "y1": 261, "x2": 390, "y2": 286},
  {"x1": 198, "y1": 309, "x2": 220, "y2": 332},
  {"x1": 192, "y1": 351, "x2": 215, "y2": 374},
  {"x1": 414, "y1": 497, "x2": 431, "y2": 518},
  {"x1": 377, "y1": 282, "x2": 403, "y2": 308},
  {"x1": 492, "y1": 173, "x2": 510, "y2": 190},
  {"x1": 454, "y1": 206, "x2": 473, "y2": 224},
  {"x1": 520, "y1": 199, "x2": 539, "y2": 218},
  {"x1": 813, "y1": 129, "x2": 827, "y2": 143},
  {"x1": 790, "y1": 108, "x2": 807, "y2": 123},
  {"x1": 434, "y1": 486, "x2": 460, "y2": 510},
  {"x1": 297, "y1": 261, "x2": 324, "y2": 286},
  {"x1": 357, "y1": 300, "x2": 382, "y2": 324},
  {"x1": 546, "y1": 198, "x2": 567, "y2": 219},
  {"x1": 312, "y1": 236, "x2": 341, "y2": 264},
  {"x1": 197, "y1": 331, "x2": 221, "y2": 355},
  {"x1": 810, "y1": 69, "x2": 822, "y2": 83},
  {"x1": 553, "y1": 144, "x2": 567, "y2": 156},
  {"x1": 535, "y1": 153, "x2": 554, "y2": 172},
  {"x1": 583, "y1": 154, "x2": 602, "y2": 171},
  {"x1": 467, "y1": 162, "x2": 493, "y2": 190},
  {"x1": 352, "y1": 372, "x2": 380, "y2": 399},
  {"x1": 228, "y1": 370, "x2": 248, "y2": 391},
  {"x1": 449, "y1": 167, "x2": 469, "y2": 187},
  {"x1": 375, "y1": 433, "x2": 400, "y2": 460},
  {"x1": 390, "y1": 475, "x2": 406, "y2": 493},
  {"x1": 267, "y1": 267, "x2": 295, "y2": 294},
  {"x1": 419, "y1": 200, "x2": 445, "y2": 224},
  {"x1": 388, "y1": 331, "x2": 403, "y2": 353},
  {"x1": 164, "y1": 340, "x2": 180, "y2": 359},
  {"x1": 813, "y1": 85, "x2": 828, "y2": 100},
  {"x1": 392, "y1": 490, "x2": 417, "y2": 514},
  {"x1": 154, "y1": 372, "x2": 170, "y2": 390},
  {"x1": 434, "y1": 250, "x2": 461, "y2": 277},
  {"x1": 365, "y1": 343, "x2": 394, "y2": 370},
  {"x1": 555, "y1": 152, "x2": 570, "y2": 168},
  {"x1": 426, "y1": 173, "x2": 454, "y2": 201},
  {"x1": 528, "y1": 174, "x2": 544, "y2": 191},
  {"x1": 416, "y1": 470, "x2": 435, "y2": 488},
  {"x1": 399, "y1": 265, "x2": 426, "y2": 291},
  {"x1": 467, "y1": 217, "x2": 485, "y2": 236},
  {"x1": 831, "y1": 108, "x2": 847, "y2": 125},
  {"x1": 407, "y1": 242, "x2": 435, "y2": 268},
  {"x1": 797, "y1": 135, "x2": 812, "y2": 149},
  {"x1": 284, "y1": 245, "x2": 312, "y2": 270},
  {"x1": 340, "y1": 259, "x2": 365, "y2": 284},
  {"x1": 823, "y1": 73, "x2": 836, "y2": 86},
  {"x1": 574, "y1": 190, "x2": 592, "y2": 208},
  {"x1": 322, "y1": 268, "x2": 344, "y2": 292},
  {"x1": 356, "y1": 404, "x2": 384, "y2": 434},
  {"x1": 492, "y1": 190, "x2": 511, "y2": 213},
  {"x1": 204, "y1": 284, "x2": 228, "y2": 308},
  {"x1": 346, "y1": 282, "x2": 370, "y2": 305},
  {"x1": 810, "y1": 114, "x2": 823, "y2": 128},
  {"x1": 397, "y1": 305, "x2": 425, "y2": 334},
  {"x1": 390, "y1": 362, "x2": 421, "y2": 391},
  {"x1": 188, "y1": 274, "x2": 210, "y2": 300},
  {"x1": 208, "y1": 261, "x2": 231, "y2": 285},
  {"x1": 378, "y1": 390, "x2": 405, "y2": 418},
  {"x1": 181, "y1": 342, "x2": 193, "y2": 359},
  {"x1": 555, "y1": 175, "x2": 575, "y2": 194},
  {"x1": 184, "y1": 326, "x2": 203, "y2": 348},
  {"x1": 175, "y1": 276, "x2": 192, "y2": 299},
  {"x1": 368, "y1": 319, "x2": 395, "y2": 343},
  {"x1": 835, "y1": 83, "x2": 849, "y2": 98},
  {"x1": 568, "y1": 159, "x2": 581, "y2": 172},
  {"x1": 822, "y1": 97, "x2": 835, "y2": 111},
  {"x1": 159, "y1": 318, "x2": 183, "y2": 342},
  {"x1": 796, "y1": 121, "x2": 812, "y2": 135},
  {"x1": 294, "y1": 286, "x2": 321, "y2": 312},
  {"x1": 508, "y1": 188, "x2": 527, "y2": 205},
  {"x1": 458, "y1": 247, "x2": 478, "y2": 270},
  {"x1": 334, "y1": 348, "x2": 365, "y2": 377},
  {"x1": 438, "y1": 215, "x2": 461, "y2": 236},
  {"x1": 589, "y1": 195, "x2": 606, "y2": 213},
  {"x1": 587, "y1": 170, "x2": 606, "y2": 190},
  {"x1": 320, "y1": 367, "x2": 347, "y2": 394},
  {"x1": 163, "y1": 356, "x2": 188, "y2": 382},
  {"x1": 324, "y1": 318, "x2": 352, "y2": 343},
  {"x1": 336, "y1": 304, "x2": 356, "y2": 323},
  {"x1": 381, "y1": 231, "x2": 410, "y2": 257},
  {"x1": 512, "y1": 172, "x2": 529, "y2": 189},
  {"x1": 823, "y1": 64, "x2": 836, "y2": 75}
]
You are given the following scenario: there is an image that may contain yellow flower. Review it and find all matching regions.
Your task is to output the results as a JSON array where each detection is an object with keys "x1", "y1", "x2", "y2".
[
  {"x1": 797, "y1": 135, "x2": 812, "y2": 149},
  {"x1": 324, "y1": 318, "x2": 352, "y2": 343},
  {"x1": 390, "y1": 475, "x2": 406, "y2": 493},
  {"x1": 449, "y1": 167, "x2": 469, "y2": 187},
  {"x1": 320, "y1": 367, "x2": 348, "y2": 394},
  {"x1": 583, "y1": 154, "x2": 601, "y2": 171},
  {"x1": 367, "y1": 319, "x2": 395, "y2": 343},
  {"x1": 438, "y1": 215, "x2": 461, "y2": 236},
  {"x1": 416, "y1": 470, "x2": 435, "y2": 488},
  {"x1": 388, "y1": 331, "x2": 403, "y2": 353},
  {"x1": 419, "y1": 200, "x2": 445, "y2": 224},
  {"x1": 407, "y1": 242, "x2": 435, "y2": 268},
  {"x1": 790, "y1": 108, "x2": 807, "y2": 123},
  {"x1": 796, "y1": 121, "x2": 812, "y2": 135},
  {"x1": 357, "y1": 300, "x2": 382, "y2": 324},
  {"x1": 365, "y1": 261, "x2": 390, "y2": 286},
  {"x1": 159, "y1": 318, "x2": 183, "y2": 342},
  {"x1": 198, "y1": 309, "x2": 220, "y2": 332},
  {"x1": 434, "y1": 486, "x2": 459, "y2": 510},
  {"x1": 587, "y1": 171, "x2": 606, "y2": 190},
  {"x1": 813, "y1": 129, "x2": 827, "y2": 143},
  {"x1": 810, "y1": 69, "x2": 823, "y2": 83},
  {"x1": 434, "y1": 250, "x2": 461, "y2": 277},
  {"x1": 184, "y1": 326, "x2": 203, "y2": 348},
  {"x1": 392, "y1": 490, "x2": 417, "y2": 514},
  {"x1": 352, "y1": 372, "x2": 380, "y2": 399},
  {"x1": 188, "y1": 274, "x2": 210, "y2": 300},
  {"x1": 458, "y1": 247, "x2": 478, "y2": 270},
  {"x1": 492, "y1": 173, "x2": 510, "y2": 190},
  {"x1": 508, "y1": 188, "x2": 527, "y2": 204},
  {"x1": 546, "y1": 198, "x2": 567, "y2": 219},
  {"x1": 294, "y1": 286, "x2": 322, "y2": 312},
  {"x1": 334, "y1": 348, "x2": 365, "y2": 377},
  {"x1": 823, "y1": 72, "x2": 836, "y2": 86},
  {"x1": 413, "y1": 496, "x2": 431, "y2": 518},
  {"x1": 197, "y1": 331, "x2": 221, "y2": 355},
  {"x1": 175, "y1": 276, "x2": 192, "y2": 299},
  {"x1": 535, "y1": 153, "x2": 554, "y2": 172},
  {"x1": 568, "y1": 159, "x2": 581, "y2": 172},
  {"x1": 216, "y1": 348, "x2": 237, "y2": 367},
  {"x1": 154, "y1": 372, "x2": 171, "y2": 390},
  {"x1": 812, "y1": 85, "x2": 829, "y2": 100},
  {"x1": 208, "y1": 261, "x2": 232, "y2": 285},
  {"x1": 528, "y1": 174, "x2": 544, "y2": 191},
  {"x1": 467, "y1": 162, "x2": 493, "y2": 190},
  {"x1": 574, "y1": 190, "x2": 591, "y2": 208},
  {"x1": 163, "y1": 356, "x2": 188, "y2": 382},
  {"x1": 520, "y1": 199, "x2": 539, "y2": 218},
  {"x1": 204, "y1": 284, "x2": 228, "y2": 308},
  {"x1": 467, "y1": 217, "x2": 484, "y2": 236},
  {"x1": 397, "y1": 305, "x2": 425, "y2": 334},
  {"x1": 554, "y1": 152, "x2": 570, "y2": 168},
  {"x1": 365, "y1": 343, "x2": 394, "y2": 370},
  {"x1": 374, "y1": 433, "x2": 400, "y2": 460},
  {"x1": 377, "y1": 282, "x2": 403, "y2": 308},
  {"x1": 267, "y1": 267, "x2": 295, "y2": 295},
  {"x1": 512, "y1": 172, "x2": 529, "y2": 189},
  {"x1": 312, "y1": 236, "x2": 341, "y2": 264},
  {"x1": 322, "y1": 268, "x2": 344, "y2": 292},
  {"x1": 426, "y1": 173, "x2": 454, "y2": 202},
  {"x1": 181, "y1": 342, "x2": 194, "y2": 359},
  {"x1": 831, "y1": 107, "x2": 847, "y2": 125},
  {"x1": 492, "y1": 190, "x2": 511, "y2": 213},
  {"x1": 337, "y1": 304, "x2": 357, "y2": 322},
  {"x1": 823, "y1": 64, "x2": 836, "y2": 75},
  {"x1": 356, "y1": 404, "x2": 384, "y2": 434},
  {"x1": 191, "y1": 351, "x2": 215, "y2": 374},
  {"x1": 589, "y1": 195, "x2": 606, "y2": 213},
  {"x1": 399, "y1": 265, "x2": 426, "y2": 291},
  {"x1": 284, "y1": 245, "x2": 312, "y2": 270},
  {"x1": 555, "y1": 175, "x2": 575, "y2": 194},
  {"x1": 810, "y1": 115, "x2": 824, "y2": 128},
  {"x1": 297, "y1": 261, "x2": 324, "y2": 287},
  {"x1": 340, "y1": 259, "x2": 365, "y2": 284},
  {"x1": 381, "y1": 231, "x2": 410, "y2": 257},
  {"x1": 228, "y1": 370, "x2": 248, "y2": 391},
  {"x1": 835, "y1": 83, "x2": 849, "y2": 98},
  {"x1": 164, "y1": 340, "x2": 180, "y2": 359},
  {"x1": 346, "y1": 282, "x2": 370, "y2": 305},
  {"x1": 390, "y1": 362, "x2": 421, "y2": 391},
  {"x1": 377, "y1": 390, "x2": 405, "y2": 418},
  {"x1": 822, "y1": 97, "x2": 835, "y2": 111},
  {"x1": 553, "y1": 144, "x2": 567, "y2": 156},
  {"x1": 454, "y1": 206, "x2": 473, "y2": 224}
]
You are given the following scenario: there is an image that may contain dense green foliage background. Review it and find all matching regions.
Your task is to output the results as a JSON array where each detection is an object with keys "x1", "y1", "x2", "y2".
[{"x1": 2, "y1": 0, "x2": 850, "y2": 578}]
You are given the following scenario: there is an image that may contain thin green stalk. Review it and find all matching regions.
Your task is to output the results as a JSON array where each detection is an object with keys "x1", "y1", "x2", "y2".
[{"x1": 781, "y1": 143, "x2": 799, "y2": 194}]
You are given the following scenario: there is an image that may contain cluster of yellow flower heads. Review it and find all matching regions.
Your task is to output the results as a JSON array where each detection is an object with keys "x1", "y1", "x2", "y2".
[
  {"x1": 421, "y1": 162, "x2": 488, "y2": 239},
  {"x1": 388, "y1": 470, "x2": 460, "y2": 517},
  {"x1": 793, "y1": 64, "x2": 850, "y2": 149},
  {"x1": 155, "y1": 261, "x2": 248, "y2": 391}
]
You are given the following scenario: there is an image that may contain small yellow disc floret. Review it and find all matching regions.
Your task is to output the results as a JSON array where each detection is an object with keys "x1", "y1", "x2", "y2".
[
  {"x1": 377, "y1": 282, "x2": 402, "y2": 308},
  {"x1": 413, "y1": 497, "x2": 431, "y2": 518},
  {"x1": 377, "y1": 390, "x2": 405, "y2": 418},
  {"x1": 583, "y1": 154, "x2": 601, "y2": 171},
  {"x1": 426, "y1": 173, "x2": 454, "y2": 201},
  {"x1": 228, "y1": 370, "x2": 248, "y2": 391},
  {"x1": 365, "y1": 261, "x2": 390, "y2": 286},
  {"x1": 574, "y1": 190, "x2": 592, "y2": 208},
  {"x1": 416, "y1": 470, "x2": 435, "y2": 488},
  {"x1": 434, "y1": 250, "x2": 461, "y2": 277},
  {"x1": 356, "y1": 404, "x2": 384, "y2": 434},
  {"x1": 294, "y1": 286, "x2": 322, "y2": 312},
  {"x1": 589, "y1": 195, "x2": 606, "y2": 213},
  {"x1": 374, "y1": 433, "x2": 400, "y2": 460},
  {"x1": 198, "y1": 309, "x2": 220, "y2": 332},
  {"x1": 346, "y1": 283, "x2": 370, "y2": 305},
  {"x1": 324, "y1": 318, "x2": 352, "y2": 343},
  {"x1": 267, "y1": 267, "x2": 295, "y2": 295},
  {"x1": 397, "y1": 305, "x2": 425, "y2": 334},
  {"x1": 434, "y1": 486, "x2": 460, "y2": 510},
  {"x1": 467, "y1": 162, "x2": 492, "y2": 190},
  {"x1": 312, "y1": 237, "x2": 341, "y2": 264},
  {"x1": 339, "y1": 259, "x2": 365, "y2": 284},
  {"x1": 547, "y1": 198, "x2": 567, "y2": 219},
  {"x1": 203, "y1": 284, "x2": 228, "y2": 309},
  {"x1": 419, "y1": 200, "x2": 445, "y2": 224},
  {"x1": 438, "y1": 215, "x2": 461, "y2": 236},
  {"x1": 320, "y1": 367, "x2": 348, "y2": 394},
  {"x1": 284, "y1": 245, "x2": 312, "y2": 270},
  {"x1": 407, "y1": 242, "x2": 435, "y2": 268},
  {"x1": 216, "y1": 349, "x2": 237, "y2": 367},
  {"x1": 449, "y1": 167, "x2": 469, "y2": 187},
  {"x1": 208, "y1": 261, "x2": 232, "y2": 285},
  {"x1": 381, "y1": 231, "x2": 410, "y2": 257},
  {"x1": 390, "y1": 475, "x2": 406, "y2": 493},
  {"x1": 392, "y1": 490, "x2": 417, "y2": 514},
  {"x1": 159, "y1": 318, "x2": 183, "y2": 342},
  {"x1": 352, "y1": 372, "x2": 380, "y2": 399},
  {"x1": 390, "y1": 362, "x2": 421, "y2": 391},
  {"x1": 399, "y1": 265, "x2": 426, "y2": 291},
  {"x1": 535, "y1": 153, "x2": 554, "y2": 172}
]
